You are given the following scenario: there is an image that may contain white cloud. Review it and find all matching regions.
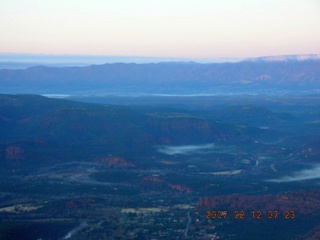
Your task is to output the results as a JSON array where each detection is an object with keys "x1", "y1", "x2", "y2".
[
  {"x1": 266, "y1": 164, "x2": 320, "y2": 183},
  {"x1": 157, "y1": 143, "x2": 215, "y2": 155}
]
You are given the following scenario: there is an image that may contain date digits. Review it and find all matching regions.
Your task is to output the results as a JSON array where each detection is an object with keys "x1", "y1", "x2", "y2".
[
  {"x1": 252, "y1": 210, "x2": 296, "y2": 219},
  {"x1": 206, "y1": 210, "x2": 296, "y2": 219},
  {"x1": 206, "y1": 210, "x2": 228, "y2": 219}
]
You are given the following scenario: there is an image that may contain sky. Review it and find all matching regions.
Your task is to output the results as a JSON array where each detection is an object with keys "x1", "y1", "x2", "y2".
[{"x1": 1, "y1": 0, "x2": 320, "y2": 59}]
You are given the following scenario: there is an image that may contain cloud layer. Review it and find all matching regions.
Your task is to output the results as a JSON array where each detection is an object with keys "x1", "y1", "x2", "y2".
[
  {"x1": 266, "y1": 164, "x2": 320, "y2": 183},
  {"x1": 157, "y1": 143, "x2": 215, "y2": 155}
]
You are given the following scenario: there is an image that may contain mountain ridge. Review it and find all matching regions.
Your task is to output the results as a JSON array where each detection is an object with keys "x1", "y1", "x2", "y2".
[{"x1": 0, "y1": 58, "x2": 319, "y2": 95}]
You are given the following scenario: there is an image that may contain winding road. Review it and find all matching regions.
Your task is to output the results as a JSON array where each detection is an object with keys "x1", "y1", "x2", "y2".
[{"x1": 184, "y1": 210, "x2": 192, "y2": 238}]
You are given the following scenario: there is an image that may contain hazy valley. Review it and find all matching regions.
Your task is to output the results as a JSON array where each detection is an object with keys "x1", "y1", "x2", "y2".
[{"x1": 0, "y1": 93, "x2": 320, "y2": 239}]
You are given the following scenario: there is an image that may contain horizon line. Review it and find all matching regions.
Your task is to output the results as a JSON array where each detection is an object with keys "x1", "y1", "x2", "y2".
[{"x1": 0, "y1": 53, "x2": 319, "y2": 68}]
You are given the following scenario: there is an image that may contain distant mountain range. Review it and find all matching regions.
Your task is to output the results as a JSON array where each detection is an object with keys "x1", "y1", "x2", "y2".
[
  {"x1": 0, "y1": 54, "x2": 319, "y2": 96},
  {"x1": 0, "y1": 54, "x2": 242, "y2": 69},
  {"x1": 245, "y1": 54, "x2": 320, "y2": 62}
]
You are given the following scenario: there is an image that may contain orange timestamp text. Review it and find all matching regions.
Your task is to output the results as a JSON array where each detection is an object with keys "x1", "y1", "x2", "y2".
[{"x1": 206, "y1": 210, "x2": 296, "y2": 220}]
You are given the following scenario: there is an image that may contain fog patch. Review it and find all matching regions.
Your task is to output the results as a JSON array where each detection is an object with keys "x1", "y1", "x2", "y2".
[
  {"x1": 42, "y1": 94, "x2": 71, "y2": 99},
  {"x1": 63, "y1": 222, "x2": 87, "y2": 239},
  {"x1": 266, "y1": 165, "x2": 320, "y2": 182},
  {"x1": 157, "y1": 143, "x2": 215, "y2": 155}
]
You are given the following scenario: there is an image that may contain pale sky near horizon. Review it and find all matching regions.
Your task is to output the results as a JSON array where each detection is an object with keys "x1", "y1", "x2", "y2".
[{"x1": 1, "y1": 0, "x2": 320, "y2": 59}]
